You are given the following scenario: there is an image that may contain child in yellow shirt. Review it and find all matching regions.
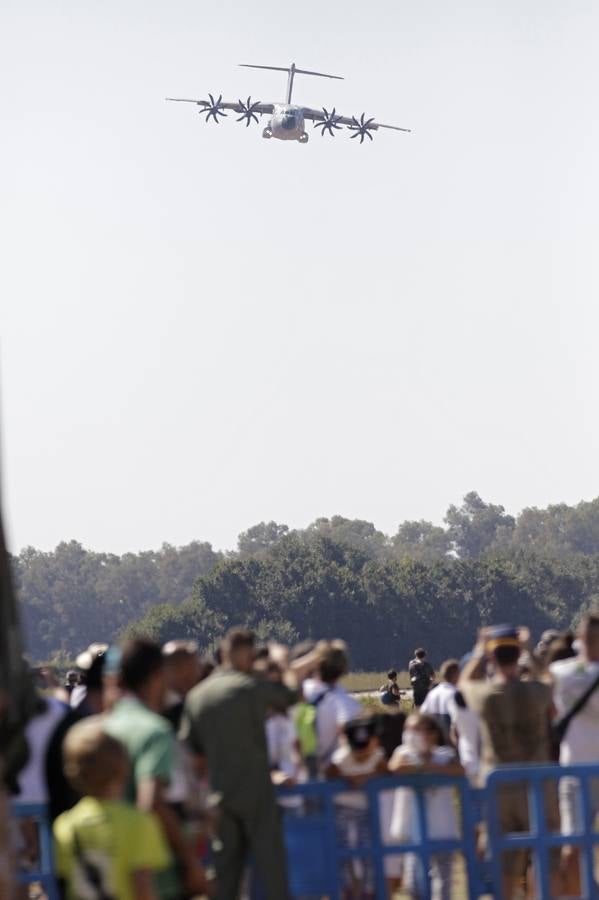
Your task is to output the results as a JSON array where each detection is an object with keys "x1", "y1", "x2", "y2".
[{"x1": 53, "y1": 717, "x2": 171, "y2": 900}]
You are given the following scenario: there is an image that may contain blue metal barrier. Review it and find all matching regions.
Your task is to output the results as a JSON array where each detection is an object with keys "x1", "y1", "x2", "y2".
[
  {"x1": 274, "y1": 765, "x2": 599, "y2": 899},
  {"x1": 15, "y1": 764, "x2": 599, "y2": 900},
  {"x1": 486, "y1": 764, "x2": 599, "y2": 900},
  {"x1": 12, "y1": 802, "x2": 59, "y2": 900},
  {"x1": 275, "y1": 774, "x2": 487, "y2": 899}
]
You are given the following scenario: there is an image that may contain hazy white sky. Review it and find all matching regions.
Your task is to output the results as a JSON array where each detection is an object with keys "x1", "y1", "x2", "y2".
[{"x1": 2, "y1": 0, "x2": 598, "y2": 554}]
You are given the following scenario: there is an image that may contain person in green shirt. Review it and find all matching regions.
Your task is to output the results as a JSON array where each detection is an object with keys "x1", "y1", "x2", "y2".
[
  {"x1": 104, "y1": 639, "x2": 208, "y2": 899},
  {"x1": 180, "y1": 628, "x2": 320, "y2": 900},
  {"x1": 54, "y1": 717, "x2": 170, "y2": 900}
]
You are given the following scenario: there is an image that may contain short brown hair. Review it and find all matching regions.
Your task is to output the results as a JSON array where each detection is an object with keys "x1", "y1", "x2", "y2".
[
  {"x1": 221, "y1": 627, "x2": 255, "y2": 656},
  {"x1": 440, "y1": 659, "x2": 459, "y2": 682},
  {"x1": 318, "y1": 640, "x2": 349, "y2": 684},
  {"x1": 63, "y1": 717, "x2": 128, "y2": 796}
]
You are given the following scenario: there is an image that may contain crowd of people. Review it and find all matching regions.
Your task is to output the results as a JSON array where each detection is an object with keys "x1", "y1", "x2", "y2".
[{"x1": 9, "y1": 616, "x2": 599, "y2": 899}]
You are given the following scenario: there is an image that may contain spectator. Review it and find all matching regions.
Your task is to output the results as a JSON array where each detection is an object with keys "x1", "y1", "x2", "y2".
[
  {"x1": 54, "y1": 717, "x2": 169, "y2": 900},
  {"x1": 180, "y1": 627, "x2": 319, "y2": 900},
  {"x1": 379, "y1": 669, "x2": 401, "y2": 706},
  {"x1": 421, "y1": 659, "x2": 460, "y2": 735},
  {"x1": 460, "y1": 624, "x2": 559, "y2": 899},
  {"x1": 389, "y1": 713, "x2": 464, "y2": 900},
  {"x1": 70, "y1": 643, "x2": 108, "y2": 711},
  {"x1": 550, "y1": 613, "x2": 599, "y2": 894},
  {"x1": 373, "y1": 713, "x2": 406, "y2": 894},
  {"x1": 291, "y1": 640, "x2": 320, "y2": 702},
  {"x1": 535, "y1": 629, "x2": 561, "y2": 667},
  {"x1": 162, "y1": 640, "x2": 201, "y2": 732},
  {"x1": 16, "y1": 692, "x2": 67, "y2": 869},
  {"x1": 161, "y1": 641, "x2": 204, "y2": 820},
  {"x1": 17, "y1": 694, "x2": 66, "y2": 807},
  {"x1": 312, "y1": 640, "x2": 361, "y2": 771},
  {"x1": 447, "y1": 654, "x2": 481, "y2": 785},
  {"x1": 409, "y1": 649, "x2": 435, "y2": 707},
  {"x1": 547, "y1": 631, "x2": 577, "y2": 666},
  {"x1": 63, "y1": 671, "x2": 79, "y2": 697},
  {"x1": 263, "y1": 661, "x2": 301, "y2": 786},
  {"x1": 327, "y1": 717, "x2": 388, "y2": 897},
  {"x1": 104, "y1": 639, "x2": 208, "y2": 900},
  {"x1": 46, "y1": 644, "x2": 107, "y2": 821}
]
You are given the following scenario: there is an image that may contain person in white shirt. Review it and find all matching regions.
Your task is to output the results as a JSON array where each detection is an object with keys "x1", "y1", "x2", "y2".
[
  {"x1": 389, "y1": 713, "x2": 464, "y2": 900},
  {"x1": 17, "y1": 695, "x2": 67, "y2": 868},
  {"x1": 448, "y1": 692, "x2": 481, "y2": 785},
  {"x1": 421, "y1": 660, "x2": 460, "y2": 734},
  {"x1": 18, "y1": 695, "x2": 67, "y2": 805},
  {"x1": 550, "y1": 614, "x2": 599, "y2": 895},
  {"x1": 312, "y1": 641, "x2": 361, "y2": 772}
]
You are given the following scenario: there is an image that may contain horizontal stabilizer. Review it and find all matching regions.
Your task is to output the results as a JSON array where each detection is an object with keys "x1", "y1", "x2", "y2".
[
  {"x1": 294, "y1": 67, "x2": 344, "y2": 80},
  {"x1": 239, "y1": 64, "x2": 290, "y2": 73},
  {"x1": 239, "y1": 63, "x2": 343, "y2": 80}
]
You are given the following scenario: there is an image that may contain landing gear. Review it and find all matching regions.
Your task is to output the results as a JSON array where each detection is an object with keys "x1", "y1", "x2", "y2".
[
  {"x1": 298, "y1": 132, "x2": 309, "y2": 144},
  {"x1": 262, "y1": 127, "x2": 273, "y2": 139}
]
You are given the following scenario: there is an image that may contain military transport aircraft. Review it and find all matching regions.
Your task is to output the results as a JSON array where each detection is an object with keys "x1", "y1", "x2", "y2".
[{"x1": 166, "y1": 62, "x2": 411, "y2": 145}]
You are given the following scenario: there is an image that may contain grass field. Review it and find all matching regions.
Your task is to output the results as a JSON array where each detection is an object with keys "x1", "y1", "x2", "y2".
[{"x1": 342, "y1": 670, "x2": 412, "y2": 692}]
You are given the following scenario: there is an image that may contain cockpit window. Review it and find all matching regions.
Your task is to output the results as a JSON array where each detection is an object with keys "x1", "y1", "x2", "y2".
[{"x1": 281, "y1": 113, "x2": 296, "y2": 130}]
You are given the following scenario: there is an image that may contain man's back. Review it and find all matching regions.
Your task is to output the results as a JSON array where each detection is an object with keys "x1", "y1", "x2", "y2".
[
  {"x1": 551, "y1": 656, "x2": 599, "y2": 764},
  {"x1": 104, "y1": 697, "x2": 175, "y2": 803},
  {"x1": 462, "y1": 678, "x2": 552, "y2": 773},
  {"x1": 421, "y1": 681, "x2": 456, "y2": 717},
  {"x1": 409, "y1": 658, "x2": 434, "y2": 684},
  {"x1": 181, "y1": 669, "x2": 296, "y2": 813}
]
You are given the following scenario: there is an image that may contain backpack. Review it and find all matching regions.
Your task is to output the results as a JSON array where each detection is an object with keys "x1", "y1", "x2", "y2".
[{"x1": 295, "y1": 689, "x2": 330, "y2": 758}]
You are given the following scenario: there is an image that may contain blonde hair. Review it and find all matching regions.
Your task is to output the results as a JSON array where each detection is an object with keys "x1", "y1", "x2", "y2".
[{"x1": 63, "y1": 716, "x2": 129, "y2": 796}]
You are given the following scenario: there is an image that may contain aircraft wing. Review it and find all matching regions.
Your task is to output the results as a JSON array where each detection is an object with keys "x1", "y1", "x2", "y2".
[
  {"x1": 303, "y1": 107, "x2": 411, "y2": 132},
  {"x1": 166, "y1": 97, "x2": 274, "y2": 116}
]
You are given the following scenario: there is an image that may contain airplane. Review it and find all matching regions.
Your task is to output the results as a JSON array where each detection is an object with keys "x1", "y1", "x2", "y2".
[{"x1": 166, "y1": 62, "x2": 411, "y2": 145}]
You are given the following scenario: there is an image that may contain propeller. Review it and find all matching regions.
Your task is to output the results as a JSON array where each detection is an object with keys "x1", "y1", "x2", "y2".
[
  {"x1": 236, "y1": 96, "x2": 262, "y2": 126},
  {"x1": 200, "y1": 94, "x2": 227, "y2": 124},
  {"x1": 314, "y1": 107, "x2": 343, "y2": 137},
  {"x1": 348, "y1": 113, "x2": 376, "y2": 143}
]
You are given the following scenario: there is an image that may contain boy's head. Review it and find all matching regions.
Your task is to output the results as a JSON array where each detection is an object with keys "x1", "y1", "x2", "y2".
[
  {"x1": 63, "y1": 717, "x2": 128, "y2": 797},
  {"x1": 440, "y1": 659, "x2": 459, "y2": 685},
  {"x1": 415, "y1": 648, "x2": 426, "y2": 660},
  {"x1": 387, "y1": 669, "x2": 397, "y2": 682},
  {"x1": 344, "y1": 717, "x2": 378, "y2": 760},
  {"x1": 318, "y1": 640, "x2": 349, "y2": 685}
]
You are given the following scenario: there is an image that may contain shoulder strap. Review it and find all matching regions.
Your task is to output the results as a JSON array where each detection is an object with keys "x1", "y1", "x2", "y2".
[
  {"x1": 311, "y1": 687, "x2": 331, "y2": 708},
  {"x1": 71, "y1": 819, "x2": 115, "y2": 900},
  {"x1": 555, "y1": 669, "x2": 599, "y2": 739}
]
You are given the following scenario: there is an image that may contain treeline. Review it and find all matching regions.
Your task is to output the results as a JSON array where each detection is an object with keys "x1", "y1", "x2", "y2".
[{"x1": 14, "y1": 492, "x2": 599, "y2": 665}]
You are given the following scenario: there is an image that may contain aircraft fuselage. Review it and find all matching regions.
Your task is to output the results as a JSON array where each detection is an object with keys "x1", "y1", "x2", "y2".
[{"x1": 263, "y1": 104, "x2": 308, "y2": 143}]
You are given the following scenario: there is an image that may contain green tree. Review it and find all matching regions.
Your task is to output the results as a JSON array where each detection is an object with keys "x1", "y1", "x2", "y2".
[
  {"x1": 445, "y1": 492, "x2": 515, "y2": 558},
  {"x1": 391, "y1": 520, "x2": 451, "y2": 562},
  {"x1": 237, "y1": 522, "x2": 289, "y2": 556}
]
